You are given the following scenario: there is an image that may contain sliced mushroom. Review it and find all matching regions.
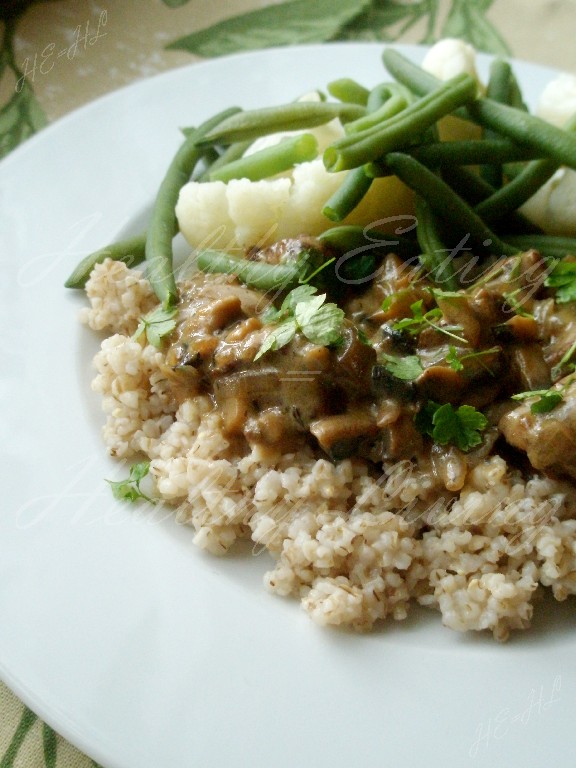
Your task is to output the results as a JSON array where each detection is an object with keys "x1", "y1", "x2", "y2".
[{"x1": 310, "y1": 409, "x2": 378, "y2": 460}]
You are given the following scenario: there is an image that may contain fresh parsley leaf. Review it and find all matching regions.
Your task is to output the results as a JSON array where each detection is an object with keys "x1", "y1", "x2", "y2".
[
  {"x1": 530, "y1": 392, "x2": 563, "y2": 413},
  {"x1": 254, "y1": 318, "x2": 298, "y2": 360},
  {"x1": 280, "y1": 283, "x2": 317, "y2": 313},
  {"x1": 106, "y1": 461, "x2": 155, "y2": 503},
  {"x1": 544, "y1": 260, "x2": 576, "y2": 304},
  {"x1": 133, "y1": 306, "x2": 178, "y2": 348},
  {"x1": 255, "y1": 286, "x2": 344, "y2": 359},
  {"x1": 446, "y1": 345, "x2": 500, "y2": 375},
  {"x1": 390, "y1": 299, "x2": 465, "y2": 343},
  {"x1": 415, "y1": 401, "x2": 488, "y2": 452},
  {"x1": 357, "y1": 328, "x2": 373, "y2": 347},
  {"x1": 381, "y1": 353, "x2": 423, "y2": 381},
  {"x1": 392, "y1": 300, "x2": 436, "y2": 333},
  {"x1": 298, "y1": 301, "x2": 345, "y2": 346},
  {"x1": 512, "y1": 388, "x2": 563, "y2": 414},
  {"x1": 446, "y1": 346, "x2": 464, "y2": 372}
]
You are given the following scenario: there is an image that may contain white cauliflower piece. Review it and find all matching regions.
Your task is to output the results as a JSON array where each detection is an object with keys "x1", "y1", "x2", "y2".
[
  {"x1": 226, "y1": 176, "x2": 292, "y2": 248},
  {"x1": 520, "y1": 73, "x2": 576, "y2": 235},
  {"x1": 537, "y1": 73, "x2": 576, "y2": 126},
  {"x1": 177, "y1": 164, "x2": 415, "y2": 253},
  {"x1": 176, "y1": 89, "x2": 415, "y2": 253},
  {"x1": 421, "y1": 38, "x2": 483, "y2": 142},
  {"x1": 421, "y1": 38, "x2": 480, "y2": 83}
]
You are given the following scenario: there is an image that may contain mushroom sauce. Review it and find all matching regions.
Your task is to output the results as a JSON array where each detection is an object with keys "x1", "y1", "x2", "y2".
[{"x1": 163, "y1": 237, "x2": 576, "y2": 491}]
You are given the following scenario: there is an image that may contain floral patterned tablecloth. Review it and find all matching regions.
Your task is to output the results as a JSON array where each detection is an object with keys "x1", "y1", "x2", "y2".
[{"x1": 1, "y1": 0, "x2": 575, "y2": 765}]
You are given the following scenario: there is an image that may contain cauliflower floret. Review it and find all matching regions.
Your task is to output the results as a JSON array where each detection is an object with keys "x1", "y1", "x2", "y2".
[
  {"x1": 520, "y1": 73, "x2": 576, "y2": 236},
  {"x1": 536, "y1": 73, "x2": 576, "y2": 126},
  {"x1": 421, "y1": 38, "x2": 480, "y2": 83},
  {"x1": 177, "y1": 164, "x2": 415, "y2": 253},
  {"x1": 176, "y1": 89, "x2": 415, "y2": 252},
  {"x1": 421, "y1": 38, "x2": 483, "y2": 142}
]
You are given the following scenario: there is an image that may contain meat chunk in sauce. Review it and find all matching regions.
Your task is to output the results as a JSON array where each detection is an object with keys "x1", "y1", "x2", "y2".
[{"x1": 499, "y1": 376, "x2": 576, "y2": 480}]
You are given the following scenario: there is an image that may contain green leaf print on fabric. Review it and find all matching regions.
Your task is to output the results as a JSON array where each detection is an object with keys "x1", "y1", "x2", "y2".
[
  {"x1": 0, "y1": 14, "x2": 48, "y2": 159},
  {"x1": 166, "y1": 0, "x2": 511, "y2": 57},
  {"x1": 0, "y1": 707, "x2": 37, "y2": 768},
  {"x1": 166, "y1": 0, "x2": 372, "y2": 56},
  {"x1": 441, "y1": 0, "x2": 511, "y2": 54}
]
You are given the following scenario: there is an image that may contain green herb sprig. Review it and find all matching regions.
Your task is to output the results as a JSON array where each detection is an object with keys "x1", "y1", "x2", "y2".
[
  {"x1": 446, "y1": 345, "x2": 500, "y2": 375},
  {"x1": 133, "y1": 306, "x2": 178, "y2": 348},
  {"x1": 415, "y1": 401, "x2": 488, "y2": 451},
  {"x1": 380, "y1": 353, "x2": 423, "y2": 381},
  {"x1": 255, "y1": 285, "x2": 344, "y2": 360},
  {"x1": 106, "y1": 461, "x2": 156, "y2": 503},
  {"x1": 544, "y1": 259, "x2": 576, "y2": 304},
  {"x1": 390, "y1": 299, "x2": 467, "y2": 344}
]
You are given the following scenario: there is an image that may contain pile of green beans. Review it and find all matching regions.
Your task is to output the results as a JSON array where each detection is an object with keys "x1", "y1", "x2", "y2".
[{"x1": 66, "y1": 46, "x2": 576, "y2": 304}]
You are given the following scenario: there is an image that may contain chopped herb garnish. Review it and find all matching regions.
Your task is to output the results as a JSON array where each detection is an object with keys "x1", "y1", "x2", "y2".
[
  {"x1": 381, "y1": 353, "x2": 423, "y2": 381},
  {"x1": 512, "y1": 388, "x2": 563, "y2": 414},
  {"x1": 446, "y1": 345, "x2": 464, "y2": 371},
  {"x1": 544, "y1": 259, "x2": 576, "y2": 304},
  {"x1": 133, "y1": 306, "x2": 178, "y2": 348},
  {"x1": 255, "y1": 285, "x2": 344, "y2": 360},
  {"x1": 502, "y1": 288, "x2": 534, "y2": 318},
  {"x1": 106, "y1": 461, "x2": 155, "y2": 503},
  {"x1": 551, "y1": 337, "x2": 576, "y2": 381},
  {"x1": 390, "y1": 299, "x2": 439, "y2": 334},
  {"x1": 415, "y1": 401, "x2": 488, "y2": 451},
  {"x1": 390, "y1": 299, "x2": 467, "y2": 344},
  {"x1": 357, "y1": 328, "x2": 373, "y2": 347},
  {"x1": 433, "y1": 289, "x2": 466, "y2": 300},
  {"x1": 446, "y1": 345, "x2": 500, "y2": 375}
]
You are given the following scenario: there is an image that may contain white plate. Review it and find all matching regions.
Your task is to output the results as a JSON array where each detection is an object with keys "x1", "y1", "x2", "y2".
[{"x1": 0, "y1": 42, "x2": 574, "y2": 768}]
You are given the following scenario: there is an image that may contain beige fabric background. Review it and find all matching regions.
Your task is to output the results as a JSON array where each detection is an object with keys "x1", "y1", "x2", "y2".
[{"x1": 8, "y1": 0, "x2": 576, "y2": 124}]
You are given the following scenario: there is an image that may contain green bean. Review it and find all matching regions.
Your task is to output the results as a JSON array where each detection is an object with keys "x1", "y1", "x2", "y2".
[
  {"x1": 318, "y1": 224, "x2": 418, "y2": 261},
  {"x1": 467, "y1": 98, "x2": 576, "y2": 173},
  {"x1": 474, "y1": 111, "x2": 576, "y2": 221},
  {"x1": 367, "y1": 83, "x2": 393, "y2": 113},
  {"x1": 475, "y1": 157, "x2": 559, "y2": 222},
  {"x1": 198, "y1": 139, "x2": 253, "y2": 182},
  {"x1": 415, "y1": 197, "x2": 458, "y2": 289},
  {"x1": 503, "y1": 235, "x2": 576, "y2": 260},
  {"x1": 440, "y1": 165, "x2": 542, "y2": 235},
  {"x1": 146, "y1": 106, "x2": 241, "y2": 308},
  {"x1": 482, "y1": 59, "x2": 513, "y2": 188},
  {"x1": 385, "y1": 152, "x2": 518, "y2": 257},
  {"x1": 371, "y1": 82, "x2": 414, "y2": 111},
  {"x1": 191, "y1": 146, "x2": 221, "y2": 181},
  {"x1": 327, "y1": 78, "x2": 370, "y2": 106},
  {"x1": 382, "y1": 49, "x2": 441, "y2": 97},
  {"x1": 344, "y1": 94, "x2": 408, "y2": 135},
  {"x1": 199, "y1": 101, "x2": 366, "y2": 145},
  {"x1": 508, "y1": 69, "x2": 528, "y2": 112},
  {"x1": 407, "y1": 138, "x2": 541, "y2": 167},
  {"x1": 323, "y1": 73, "x2": 477, "y2": 172},
  {"x1": 196, "y1": 249, "x2": 301, "y2": 291},
  {"x1": 322, "y1": 167, "x2": 373, "y2": 222},
  {"x1": 209, "y1": 133, "x2": 318, "y2": 183},
  {"x1": 440, "y1": 164, "x2": 495, "y2": 205},
  {"x1": 64, "y1": 233, "x2": 147, "y2": 289}
]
